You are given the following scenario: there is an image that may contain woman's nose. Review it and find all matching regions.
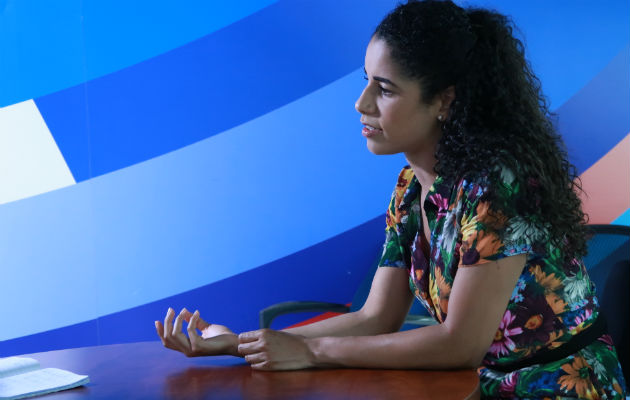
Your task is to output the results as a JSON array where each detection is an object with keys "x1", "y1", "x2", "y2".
[{"x1": 355, "y1": 87, "x2": 375, "y2": 115}]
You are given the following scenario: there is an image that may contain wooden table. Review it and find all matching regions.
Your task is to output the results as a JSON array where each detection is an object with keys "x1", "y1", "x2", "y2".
[{"x1": 20, "y1": 341, "x2": 480, "y2": 399}]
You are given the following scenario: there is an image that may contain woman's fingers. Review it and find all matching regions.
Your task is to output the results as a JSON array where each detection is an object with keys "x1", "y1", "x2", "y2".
[
  {"x1": 237, "y1": 340, "x2": 261, "y2": 355},
  {"x1": 239, "y1": 333, "x2": 268, "y2": 366},
  {"x1": 169, "y1": 307, "x2": 226, "y2": 337},
  {"x1": 181, "y1": 308, "x2": 211, "y2": 330},
  {"x1": 238, "y1": 330, "x2": 313, "y2": 371},
  {"x1": 238, "y1": 330, "x2": 262, "y2": 343},
  {"x1": 195, "y1": 316, "x2": 211, "y2": 331},
  {"x1": 163, "y1": 307, "x2": 175, "y2": 338},
  {"x1": 187, "y1": 310, "x2": 202, "y2": 352},
  {"x1": 237, "y1": 330, "x2": 265, "y2": 357},
  {"x1": 173, "y1": 308, "x2": 187, "y2": 336},
  {"x1": 170, "y1": 330, "x2": 193, "y2": 355},
  {"x1": 155, "y1": 320, "x2": 166, "y2": 344},
  {"x1": 157, "y1": 307, "x2": 238, "y2": 357},
  {"x1": 156, "y1": 308, "x2": 192, "y2": 355},
  {"x1": 181, "y1": 308, "x2": 193, "y2": 323},
  {"x1": 250, "y1": 361, "x2": 272, "y2": 371},
  {"x1": 243, "y1": 351, "x2": 267, "y2": 365}
]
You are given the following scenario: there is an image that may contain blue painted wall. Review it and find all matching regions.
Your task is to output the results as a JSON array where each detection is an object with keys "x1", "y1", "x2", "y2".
[{"x1": 1, "y1": 0, "x2": 628, "y2": 356}]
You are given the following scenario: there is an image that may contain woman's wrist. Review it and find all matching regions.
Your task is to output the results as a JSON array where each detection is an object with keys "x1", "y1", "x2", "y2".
[
  {"x1": 221, "y1": 333, "x2": 242, "y2": 357},
  {"x1": 305, "y1": 336, "x2": 339, "y2": 368}
]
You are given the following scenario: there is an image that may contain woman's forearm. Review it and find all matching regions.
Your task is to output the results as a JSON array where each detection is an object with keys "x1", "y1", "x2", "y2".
[
  {"x1": 282, "y1": 309, "x2": 400, "y2": 338},
  {"x1": 282, "y1": 267, "x2": 412, "y2": 338},
  {"x1": 299, "y1": 259, "x2": 524, "y2": 370},
  {"x1": 306, "y1": 324, "x2": 482, "y2": 370}
]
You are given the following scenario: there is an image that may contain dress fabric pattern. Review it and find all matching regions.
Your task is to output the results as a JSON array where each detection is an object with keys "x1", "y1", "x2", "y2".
[{"x1": 378, "y1": 166, "x2": 626, "y2": 399}]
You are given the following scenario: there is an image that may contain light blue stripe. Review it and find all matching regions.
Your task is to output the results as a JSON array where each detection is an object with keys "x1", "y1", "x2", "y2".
[
  {"x1": 0, "y1": 0, "x2": 276, "y2": 107},
  {"x1": 0, "y1": 185, "x2": 99, "y2": 341},
  {"x1": 0, "y1": 68, "x2": 404, "y2": 340}
]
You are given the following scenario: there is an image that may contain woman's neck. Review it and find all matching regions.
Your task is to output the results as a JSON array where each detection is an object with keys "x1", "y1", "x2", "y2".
[{"x1": 405, "y1": 152, "x2": 438, "y2": 191}]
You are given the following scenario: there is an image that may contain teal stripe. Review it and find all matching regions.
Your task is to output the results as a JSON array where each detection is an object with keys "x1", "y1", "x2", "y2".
[
  {"x1": 0, "y1": 0, "x2": 276, "y2": 107},
  {"x1": 613, "y1": 208, "x2": 630, "y2": 226}
]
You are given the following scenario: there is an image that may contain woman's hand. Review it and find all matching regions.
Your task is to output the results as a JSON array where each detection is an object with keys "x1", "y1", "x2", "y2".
[
  {"x1": 155, "y1": 307, "x2": 239, "y2": 357},
  {"x1": 238, "y1": 329, "x2": 315, "y2": 371}
]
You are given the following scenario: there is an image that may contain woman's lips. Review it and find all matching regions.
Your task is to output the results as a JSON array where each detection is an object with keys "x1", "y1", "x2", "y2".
[{"x1": 362, "y1": 125, "x2": 383, "y2": 138}]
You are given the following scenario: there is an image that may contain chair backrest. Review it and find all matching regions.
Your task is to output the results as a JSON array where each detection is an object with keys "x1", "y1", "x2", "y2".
[
  {"x1": 583, "y1": 224, "x2": 629, "y2": 384},
  {"x1": 584, "y1": 224, "x2": 630, "y2": 292}
]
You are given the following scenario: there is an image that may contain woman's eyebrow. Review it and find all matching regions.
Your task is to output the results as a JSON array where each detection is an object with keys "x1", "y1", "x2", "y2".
[
  {"x1": 364, "y1": 67, "x2": 400, "y2": 89},
  {"x1": 373, "y1": 76, "x2": 399, "y2": 88}
]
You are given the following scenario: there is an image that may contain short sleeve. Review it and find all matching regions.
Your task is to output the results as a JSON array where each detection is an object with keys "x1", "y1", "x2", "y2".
[
  {"x1": 377, "y1": 168, "x2": 417, "y2": 269},
  {"x1": 378, "y1": 192, "x2": 409, "y2": 268},
  {"x1": 457, "y1": 170, "x2": 544, "y2": 266}
]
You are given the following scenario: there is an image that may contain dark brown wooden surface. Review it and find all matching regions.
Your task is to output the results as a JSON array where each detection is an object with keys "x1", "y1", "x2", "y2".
[{"x1": 20, "y1": 341, "x2": 479, "y2": 399}]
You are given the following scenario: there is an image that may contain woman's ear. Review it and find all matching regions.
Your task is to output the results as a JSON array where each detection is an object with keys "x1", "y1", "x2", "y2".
[{"x1": 439, "y1": 86, "x2": 456, "y2": 113}]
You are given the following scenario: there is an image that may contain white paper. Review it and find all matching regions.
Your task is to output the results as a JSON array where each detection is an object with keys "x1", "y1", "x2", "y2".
[
  {"x1": 0, "y1": 367, "x2": 89, "y2": 400},
  {"x1": 0, "y1": 358, "x2": 39, "y2": 379}
]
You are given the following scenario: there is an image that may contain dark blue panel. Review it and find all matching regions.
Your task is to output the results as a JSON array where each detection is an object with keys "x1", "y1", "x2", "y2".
[
  {"x1": 1, "y1": 215, "x2": 385, "y2": 356},
  {"x1": 556, "y1": 45, "x2": 630, "y2": 174},
  {"x1": 0, "y1": 320, "x2": 99, "y2": 357},
  {"x1": 35, "y1": 84, "x2": 90, "y2": 181},
  {"x1": 35, "y1": 0, "x2": 395, "y2": 181}
]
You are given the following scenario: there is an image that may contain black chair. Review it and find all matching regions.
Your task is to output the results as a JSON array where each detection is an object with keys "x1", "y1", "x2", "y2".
[
  {"x1": 259, "y1": 249, "x2": 435, "y2": 330},
  {"x1": 583, "y1": 224, "x2": 629, "y2": 384}
]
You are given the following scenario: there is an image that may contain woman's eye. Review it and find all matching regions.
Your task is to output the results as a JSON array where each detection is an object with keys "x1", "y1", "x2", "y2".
[{"x1": 379, "y1": 86, "x2": 392, "y2": 96}]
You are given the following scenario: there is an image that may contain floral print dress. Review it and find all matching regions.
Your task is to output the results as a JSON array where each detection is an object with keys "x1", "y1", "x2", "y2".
[{"x1": 379, "y1": 166, "x2": 626, "y2": 399}]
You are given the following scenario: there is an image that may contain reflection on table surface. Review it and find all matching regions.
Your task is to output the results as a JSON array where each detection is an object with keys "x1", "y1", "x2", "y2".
[{"x1": 21, "y1": 341, "x2": 479, "y2": 399}]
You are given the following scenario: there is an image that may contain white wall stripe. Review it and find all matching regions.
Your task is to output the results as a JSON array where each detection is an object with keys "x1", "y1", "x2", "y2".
[{"x1": 0, "y1": 100, "x2": 76, "y2": 204}]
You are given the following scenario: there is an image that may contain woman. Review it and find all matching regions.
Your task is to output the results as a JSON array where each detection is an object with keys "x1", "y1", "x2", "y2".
[{"x1": 155, "y1": 1, "x2": 626, "y2": 398}]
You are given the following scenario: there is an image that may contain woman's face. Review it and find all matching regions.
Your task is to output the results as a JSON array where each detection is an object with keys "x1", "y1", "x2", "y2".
[{"x1": 355, "y1": 38, "x2": 443, "y2": 157}]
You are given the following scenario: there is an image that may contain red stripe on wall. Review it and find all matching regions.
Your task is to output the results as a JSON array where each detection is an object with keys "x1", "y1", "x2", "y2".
[
  {"x1": 284, "y1": 305, "x2": 351, "y2": 329},
  {"x1": 579, "y1": 133, "x2": 630, "y2": 223}
]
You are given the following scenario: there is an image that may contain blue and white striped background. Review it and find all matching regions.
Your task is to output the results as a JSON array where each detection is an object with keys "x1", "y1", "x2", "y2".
[{"x1": 1, "y1": 0, "x2": 628, "y2": 355}]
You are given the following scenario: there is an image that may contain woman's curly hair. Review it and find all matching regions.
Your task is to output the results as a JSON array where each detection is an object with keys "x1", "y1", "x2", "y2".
[{"x1": 374, "y1": 0, "x2": 589, "y2": 258}]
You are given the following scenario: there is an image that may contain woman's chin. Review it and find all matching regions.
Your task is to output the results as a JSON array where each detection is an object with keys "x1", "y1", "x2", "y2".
[{"x1": 366, "y1": 141, "x2": 396, "y2": 156}]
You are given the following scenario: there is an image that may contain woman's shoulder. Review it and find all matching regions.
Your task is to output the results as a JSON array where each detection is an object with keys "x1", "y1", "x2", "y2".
[{"x1": 448, "y1": 166, "x2": 521, "y2": 204}]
